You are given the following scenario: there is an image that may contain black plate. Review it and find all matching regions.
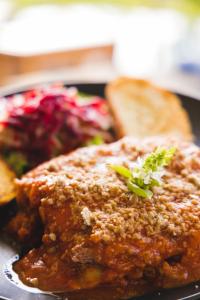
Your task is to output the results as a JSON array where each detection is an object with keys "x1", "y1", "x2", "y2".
[{"x1": 0, "y1": 83, "x2": 200, "y2": 300}]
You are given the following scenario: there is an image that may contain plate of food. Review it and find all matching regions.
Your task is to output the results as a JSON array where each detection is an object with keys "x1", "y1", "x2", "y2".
[{"x1": 0, "y1": 77, "x2": 200, "y2": 300}]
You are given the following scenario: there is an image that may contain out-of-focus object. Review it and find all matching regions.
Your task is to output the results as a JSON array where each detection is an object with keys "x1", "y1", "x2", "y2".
[
  {"x1": 0, "y1": 45, "x2": 113, "y2": 85},
  {"x1": 0, "y1": 4, "x2": 116, "y2": 85},
  {"x1": 175, "y1": 18, "x2": 200, "y2": 75},
  {"x1": 106, "y1": 77, "x2": 193, "y2": 140},
  {"x1": 153, "y1": 16, "x2": 200, "y2": 100},
  {"x1": 113, "y1": 9, "x2": 187, "y2": 78},
  {"x1": 0, "y1": 158, "x2": 16, "y2": 206},
  {"x1": 1, "y1": 4, "x2": 200, "y2": 100},
  {"x1": 0, "y1": 0, "x2": 12, "y2": 22}
]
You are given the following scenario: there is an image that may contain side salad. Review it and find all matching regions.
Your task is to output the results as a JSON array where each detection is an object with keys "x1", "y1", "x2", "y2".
[{"x1": 0, "y1": 84, "x2": 113, "y2": 175}]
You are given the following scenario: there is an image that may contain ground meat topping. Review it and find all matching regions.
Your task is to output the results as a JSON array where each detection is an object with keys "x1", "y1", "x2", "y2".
[{"x1": 17, "y1": 137, "x2": 200, "y2": 242}]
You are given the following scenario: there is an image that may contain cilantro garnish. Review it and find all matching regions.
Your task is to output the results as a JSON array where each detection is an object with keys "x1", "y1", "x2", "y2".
[{"x1": 110, "y1": 147, "x2": 176, "y2": 199}]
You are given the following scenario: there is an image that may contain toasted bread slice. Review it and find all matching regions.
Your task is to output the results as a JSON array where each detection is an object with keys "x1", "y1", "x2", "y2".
[
  {"x1": 0, "y1": 158, "x2": 16, "y2": 206},
  {"x1": 106, "y1": 77, "x2": 193, "y2": 141}
]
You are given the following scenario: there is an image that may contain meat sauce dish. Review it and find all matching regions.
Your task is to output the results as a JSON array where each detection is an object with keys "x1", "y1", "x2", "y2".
[{"x1": 7, "y1": 136, "x2": 200, "y2": 299}]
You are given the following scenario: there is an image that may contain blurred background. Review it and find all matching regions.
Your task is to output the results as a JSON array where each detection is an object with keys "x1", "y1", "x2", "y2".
[{"x1": 0, "y1": 0, "x2": 200, "y2": 98}]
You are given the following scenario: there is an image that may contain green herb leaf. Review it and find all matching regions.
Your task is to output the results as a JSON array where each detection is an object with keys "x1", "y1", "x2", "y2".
[
  {"x1": 149, "y1": 178, "x2": 160, "y2": 188},
  {"x1": 109, "y1": 164, "x2": 132, "y2": 179},
  {"x1": 86, "y1": 135, "x2": 104, "y2": 146},
  {"x1": 77, "y1": 92, "x2": 94, "y2": 103},
  {"x1": 127, "y1": 180, "x2": 153, "y2": 198},
  {"x1": 143, "y1": 147, "x2": 176, "y2": 173},
  {"x1": 3, "y1": 151, "x2": 28, "y2": 176},
  {"x1": 110, "y1": 146, "x2": 176, "y2": 199}
]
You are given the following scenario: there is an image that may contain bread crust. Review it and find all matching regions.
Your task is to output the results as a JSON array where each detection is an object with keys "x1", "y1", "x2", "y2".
[{"x1": 106, "y1": 77, "x2": 193, "y2": 141}]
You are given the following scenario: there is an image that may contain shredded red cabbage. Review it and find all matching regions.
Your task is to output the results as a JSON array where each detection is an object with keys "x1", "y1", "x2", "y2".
[{"x1": 0, "y1": 84, "x2": 113, "y2": 166}]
